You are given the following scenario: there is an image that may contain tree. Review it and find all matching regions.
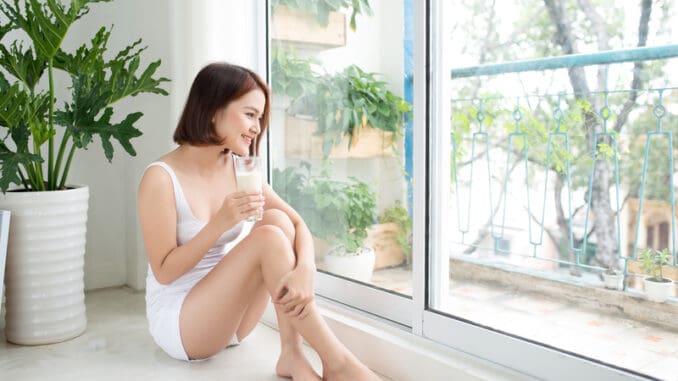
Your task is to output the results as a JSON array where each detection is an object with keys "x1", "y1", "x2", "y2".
[{"x1": 451, "y1": 0, "x2": 674, "y2": 272}]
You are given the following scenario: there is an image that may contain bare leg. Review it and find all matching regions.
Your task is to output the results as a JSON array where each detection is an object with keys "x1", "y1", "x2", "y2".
[
  {"x1": 180, "y1": 210, "x2": 378, "y2": 380},
  {"x1": 251, "y1": 210, "x2": 320, "y2": 380}
]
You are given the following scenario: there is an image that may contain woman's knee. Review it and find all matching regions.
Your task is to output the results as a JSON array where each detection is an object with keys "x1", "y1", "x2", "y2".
[
  {"x1": 258, "y1": 208, "x2": 295, "y2": 243},
  {"x1": 251, "y1": 225, "x2": 295, "y2": 264}
]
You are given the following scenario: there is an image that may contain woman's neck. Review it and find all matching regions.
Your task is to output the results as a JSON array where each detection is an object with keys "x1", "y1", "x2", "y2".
[{"x1": 174, "y1": 144, "x2": 230, "y2": 175}]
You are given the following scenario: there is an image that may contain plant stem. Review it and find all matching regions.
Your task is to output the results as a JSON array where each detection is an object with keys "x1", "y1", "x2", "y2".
[
  {"x1": 18, "y1": 168, "x2": 28, "y2": 190},
  {"x1": 53, "y1": 129, "x2": 71, "y2": 188},
  {"x1": 47, "y1": 58, "x2": 55, "y2": 190},
  {"x1": 59, "y1": 144, "x2": 77, "y2": 189},
  {"x1": 32, "y1": 140, "x2": 45, "y2": 191}
]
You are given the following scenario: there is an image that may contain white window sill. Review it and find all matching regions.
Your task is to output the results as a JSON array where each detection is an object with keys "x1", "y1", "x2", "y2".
[{"x1": 261, "y1": 298, "x2": 532, "y2": 381}]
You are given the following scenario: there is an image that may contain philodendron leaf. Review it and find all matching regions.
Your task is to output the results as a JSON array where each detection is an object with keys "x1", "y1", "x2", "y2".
[
  {"x1": 0, "y1": 0, "x2": 112, "y2": 60},
  {"x1": 0, "y1": 17, "x2": 14, "y2": 40},
  {"x1": 0, "y1": 41, "x2": 47, "y2": 90},
  {"x1": 0, "y1": 141, "x2": 42, "y2": 192},
  {"x1": 97, "y1": 111, "x2": 143, "y2": 161}
]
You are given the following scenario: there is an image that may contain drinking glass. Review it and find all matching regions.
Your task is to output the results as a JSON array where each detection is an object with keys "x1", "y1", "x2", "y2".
[{"x1": 234, "y1": 156, "x2": 263, "y2": 222}]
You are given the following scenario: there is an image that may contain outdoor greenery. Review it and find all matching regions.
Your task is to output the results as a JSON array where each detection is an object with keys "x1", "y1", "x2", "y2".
[
  {"x1": 272, "y1": 48, "x2": 412, "y2": 157},
  {"x1": 270, "y1": 47, "x2": 318, "y2": 100},
  {"x1": 0, "y1": 0, "x2": 168, "y2": 192},
  {"x1": 272, "y1": 163, "x2": 377, "y2": 254},
  {"x1": 379, "y1": 200, "x2": 412, "y2": 264},
  {"x1": 302, "y1": 65, "x2": 411, "y2": 157},
  {"x1": 448, "y1": 0, "x2": 676, "y2": 273},
  {"x1": 271, "y1": 0, "x2": 373, "y2": 32},
  {"x1": 638, "y1": 247, "x2": 672, "y2": 282}
]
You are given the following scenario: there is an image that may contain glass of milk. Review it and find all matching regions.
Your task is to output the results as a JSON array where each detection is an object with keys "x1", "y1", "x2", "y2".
[{"x1": 234, "y1": 155, "x2": 263, "y2": 222}]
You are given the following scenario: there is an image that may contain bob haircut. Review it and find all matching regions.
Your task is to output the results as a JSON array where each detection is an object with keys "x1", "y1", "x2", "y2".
[{"x1": 173, "y1": 63, "x2": 270, "y2": 156}]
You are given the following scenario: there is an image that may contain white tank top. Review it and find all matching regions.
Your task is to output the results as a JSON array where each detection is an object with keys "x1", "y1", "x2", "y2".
[{"x1": 144, "y1": 161, "x2": 248, "y2": 299}]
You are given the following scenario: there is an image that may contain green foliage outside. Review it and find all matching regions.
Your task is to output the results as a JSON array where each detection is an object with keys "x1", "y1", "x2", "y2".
[
  {"x1": 0, "y1": 0, "x2": 169, "y2": 192},
  {"x1": 271, "y1": 0, "x2": 373, "y2": 32},
  {"x1": 270, "y1": 47, "x2": 318, "y2": 100},
  {"x1": 448, "y1": 0, "x2": 676, "y2": 271},
  {"x1": 274, "y1": 50, "x2": 412, "y2": 158},
  {"x1": 638, "y1": 247, "x2": 672, "y2": 282},
  {"x1": 378, "y1": 199, "x2": 412, "y2": 263},
  {"x1": 272, "y1": 163, "x2": 377, "y2": 254}
]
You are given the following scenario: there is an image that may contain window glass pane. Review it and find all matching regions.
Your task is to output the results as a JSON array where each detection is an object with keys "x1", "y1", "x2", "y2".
[
  {"x1": 432, "y1": 1, "x2": 678, "y2": 379},
  {"x1": 269, "y1": 0, "x2": 413, "y2": 296}
]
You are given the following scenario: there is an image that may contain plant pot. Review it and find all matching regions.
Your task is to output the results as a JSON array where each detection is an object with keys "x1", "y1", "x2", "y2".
[
  {"x1": 271, "y1": 5, "x2": 346, "y2": 49},
  {"x1": 0, "y1": 186, "x2": 89, "y2": 345},
  {"x1": 365, "y1": 223, "x2": 404, "y2": 269},
  {"x1": 643, "y1": 277, "x2": 674, "y2": 302},
  {"x1": 602, "y1": 272, "x2": 624, "y2": 290},
  {"x1": 284, "y1": 115, "x2": 395, "y2": 159},
  {"x1": 324, "y1": 246, "x2": 375, "y2": 282}
]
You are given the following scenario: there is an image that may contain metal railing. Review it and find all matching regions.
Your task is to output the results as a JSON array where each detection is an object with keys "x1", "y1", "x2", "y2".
[{"x1": 449, "y1": 45, "x2": 678, "y2": 288}]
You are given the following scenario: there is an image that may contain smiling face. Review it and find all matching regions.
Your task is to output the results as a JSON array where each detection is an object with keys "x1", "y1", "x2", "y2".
[{"x1": 212, "y1": 89, "x2": 266, "y2": 156}]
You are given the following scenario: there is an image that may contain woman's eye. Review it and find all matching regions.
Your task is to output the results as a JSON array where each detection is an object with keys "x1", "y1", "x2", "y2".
[{"x1": 246, "y1": 113, "x2": 255, "y2": 118}]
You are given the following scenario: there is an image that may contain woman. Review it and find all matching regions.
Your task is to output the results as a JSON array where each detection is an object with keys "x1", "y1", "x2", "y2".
[{"x1": 138, "y1": 62, "x2": 380, "y2": 381}]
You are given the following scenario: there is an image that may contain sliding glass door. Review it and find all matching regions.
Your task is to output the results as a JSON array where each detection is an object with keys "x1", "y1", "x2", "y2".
[{"x1": 267, "y1": 0, "x2": 417, "y2": 324}]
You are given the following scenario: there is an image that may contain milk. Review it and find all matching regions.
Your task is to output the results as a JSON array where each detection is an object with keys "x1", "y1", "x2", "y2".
[{"x1": 236, "y1": 171, "x2": 262, "y2": 192}]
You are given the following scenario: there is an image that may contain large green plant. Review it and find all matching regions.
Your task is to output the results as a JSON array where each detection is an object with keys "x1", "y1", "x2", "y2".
[
  {"x1": 271, "y1": 0, "x2": 372, "y2": 32},
  {"x1": 0, "y1": 0, "x2": 168, "y2": 192},
  {"x1": 272, "y1": 163, "x2": 377, "y2": 253},
  {"x1": 306, "y1": 65, "x2": 411, "y2": 157}
]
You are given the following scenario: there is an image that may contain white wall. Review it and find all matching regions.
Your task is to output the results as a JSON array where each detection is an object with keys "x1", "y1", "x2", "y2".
[{"x1": 62, "y1": 0, "x2": 263, "y2": 290}]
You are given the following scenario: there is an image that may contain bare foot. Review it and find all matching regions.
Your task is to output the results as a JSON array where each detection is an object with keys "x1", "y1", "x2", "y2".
[
  {"x1": 276, "y1": 348, "x2": 322, "y2": 380},
  {"x1": 323, "y1": 355, "x2": 381, "y2": 381}
]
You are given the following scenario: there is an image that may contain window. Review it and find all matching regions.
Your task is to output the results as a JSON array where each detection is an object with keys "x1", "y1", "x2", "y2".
[
  {"x1": 266, "y1": 0, "x2": 678, "y2": 379},
  {"x1": 268, "y1": 0, "x2": 415, "y2": 324}
]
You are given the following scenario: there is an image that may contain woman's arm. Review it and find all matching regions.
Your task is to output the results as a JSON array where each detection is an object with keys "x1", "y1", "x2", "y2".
[
  {"x1": 138, "y1": 167, "x2": 262, "y2": 284},
  {"x1": 138, "y1": 167, "x2": 224, "y2": 284}
]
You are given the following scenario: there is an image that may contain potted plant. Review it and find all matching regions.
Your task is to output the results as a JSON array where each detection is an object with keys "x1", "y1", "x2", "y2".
[
  {"x1": 272, "y1": 163, "x2": 378, "y2": 282},
  {"x1": 366, "y1": 200, "x2": 412, "y2": 269},
  {"x1": 286, "y1": 64, "x2": 411, "y2": 159},
  {"x1": 601, "y1": 265, "x2": 624, "y2": 291},
  {"x1": 0, "y1": 0, "x2": 168, "y2": 345},
  {"x1": 638, "y1": 248, "x2": 674, "y2": 302},
  {"x1": 271, "y1": 0, "x2": 373, "y2": 48},
  {"x1": 270, "y1": 47, "x2": 318, "y2": 110}
]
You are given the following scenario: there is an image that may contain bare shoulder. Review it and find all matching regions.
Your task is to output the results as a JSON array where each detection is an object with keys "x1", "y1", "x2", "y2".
[{"x1": 138, "y1": 163, "x2": 175, "y2": 210}]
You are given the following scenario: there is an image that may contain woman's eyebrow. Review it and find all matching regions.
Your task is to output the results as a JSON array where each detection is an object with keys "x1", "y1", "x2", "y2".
[{"x1": 244, "y1": 105, "x2": 261, "y2": 115}]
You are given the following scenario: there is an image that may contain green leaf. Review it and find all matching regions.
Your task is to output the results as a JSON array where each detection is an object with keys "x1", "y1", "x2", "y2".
[
  {"x1": 0, "y1": 41, "x2": 47, "y2": 90},
  {"x1": 2, "y1": 0, "x2": 114, "y2": 59},
  {"x1": 0, "y1": 141, "x2": 41, "y2": 192}
]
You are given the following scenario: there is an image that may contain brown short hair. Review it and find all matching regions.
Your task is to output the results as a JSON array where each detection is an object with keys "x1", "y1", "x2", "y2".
[{"x1": 173, "y1": 62, "x2": 270, "y2": 155}]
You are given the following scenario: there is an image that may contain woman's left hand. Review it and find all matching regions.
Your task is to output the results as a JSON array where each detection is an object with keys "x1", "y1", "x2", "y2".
[{"x1": 273, "y1": 266, "x2": 315, "y2": 319}]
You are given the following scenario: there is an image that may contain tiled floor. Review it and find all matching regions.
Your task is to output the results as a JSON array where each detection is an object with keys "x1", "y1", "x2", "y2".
[
  {"x1": 0, "y1": 287, "x2": 326, "y2": 381},
  {"x1": 372, "y1": 266, "x2": 678, "y2": 381}
]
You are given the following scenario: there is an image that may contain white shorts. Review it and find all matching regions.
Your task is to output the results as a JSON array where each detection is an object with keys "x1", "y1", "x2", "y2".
[{"x1": 147, "y1": 291, "x2": 239, "y2": 361}]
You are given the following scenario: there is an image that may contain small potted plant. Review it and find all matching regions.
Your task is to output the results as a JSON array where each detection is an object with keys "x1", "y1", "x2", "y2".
[
  {"x1": 601, "y1": 265, "x2": 624, "y2": 290},
  {"x1": 272, "y1": 163, "x2": 378, "y2": 282},
  {"x1": 638, "y1": 248, "x2": 674, "y2": 302},
  {"x1": 366, "y1": 200, "x2": 412, "y2": 269}
]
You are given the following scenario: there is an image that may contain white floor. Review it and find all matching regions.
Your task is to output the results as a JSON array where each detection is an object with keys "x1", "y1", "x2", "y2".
[{"x1": 0, "y1": 287, "x2": 330, "y2": 381}]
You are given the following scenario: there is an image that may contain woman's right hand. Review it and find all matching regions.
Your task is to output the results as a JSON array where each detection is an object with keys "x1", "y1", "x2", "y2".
[{"x1": 214, "y1": 191, "x2": 265, "y2": 231}]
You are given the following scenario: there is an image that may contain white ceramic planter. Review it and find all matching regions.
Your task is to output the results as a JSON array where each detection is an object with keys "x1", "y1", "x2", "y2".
[
  {"x1": 643, "y1": 277, "x2": 674, "y2": 302},
  {"x1": 324, "y1": 246, "x2": 375, "y2": 282},
  {"x1": 0, "y1": 186, "x2": 89, "y2": 345},
  {"x1": 602, "y1": 273, "x2": 624, "y2": 290}
]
